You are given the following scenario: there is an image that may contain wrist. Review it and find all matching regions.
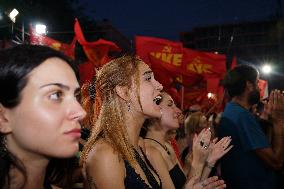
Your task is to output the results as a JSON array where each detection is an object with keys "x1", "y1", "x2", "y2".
[
  {"x1": 191, "y1": 159, "x2": 205, "y2": 168},
  {"x1": 205, "y1": 160, "x2": 215, "y2": 169},
  {"x1": 206, "y1": 159, "x2": 216, "y2": 166}
]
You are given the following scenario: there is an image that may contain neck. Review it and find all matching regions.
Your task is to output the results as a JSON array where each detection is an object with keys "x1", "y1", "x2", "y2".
[
  {"x1": 145, "y1": 122, "x2": 168, "y2": 145},
  {"x1": 24, "y1": 158, "x2": 49, "y2": 189},
  {"x1": 232, "y1": 95, "x2": 251, "y2": 110},
  {"x1": 124, "y1": 110, "x2": 146, "y2": 149},
  {"x1": 7, "y1": 137, "x2": 49, "y2": 189}
]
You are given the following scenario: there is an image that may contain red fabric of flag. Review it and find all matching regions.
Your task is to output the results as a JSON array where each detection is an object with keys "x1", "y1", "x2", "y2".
[
  {"x1": 30, "y1": 25, "x2": 75, "y2": 58},
  {"x1": 74, "y1": 19, "x2": 121, "y2": 68},
  {"x1": 135, "y1": 36, "x2": 227, "y2": 108}
]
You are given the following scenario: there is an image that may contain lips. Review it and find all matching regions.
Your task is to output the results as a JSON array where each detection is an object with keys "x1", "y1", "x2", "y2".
[{"x1": 64, "y1": 128, "x2": 81, "y2": 138}]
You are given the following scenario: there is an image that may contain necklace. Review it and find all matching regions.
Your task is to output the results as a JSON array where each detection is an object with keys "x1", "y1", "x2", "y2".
[{"x1": 144, "y1": 138, "x2": 171, "y2": 155}]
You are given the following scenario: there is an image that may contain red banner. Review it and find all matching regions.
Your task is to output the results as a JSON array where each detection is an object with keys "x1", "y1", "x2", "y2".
[
  {"x1": 135, "y1": 36, "x2": 227, "y2": 109},
  {"x1": 74, "y1": 19, "x2": 121, "y2": 68},
  {"x1": 30, "y1": 26, "x2": 75, "y2": 58}
]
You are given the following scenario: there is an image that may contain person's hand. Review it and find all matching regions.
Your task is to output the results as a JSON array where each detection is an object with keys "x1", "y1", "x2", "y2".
[
  {"x1": 206, "y1": 137, "x2": 233, "y2": 165},
  {"x1": 260, "y1": 99, "x2": 271, "y2": 120},
  {"x1": 192, "y1": 129, "x2": 211, "y2": 164},
  {"x1": 185, "y1": 176, "x2": 226, "y2": 189},
  {"x1": 269, "y1": 90, "x2": 284, "y2": 122}
]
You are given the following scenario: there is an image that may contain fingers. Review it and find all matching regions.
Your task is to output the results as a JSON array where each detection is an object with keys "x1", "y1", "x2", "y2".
[
  {"x1": 215, "y1": 136, "x2": 231, "y2": 149},
  {"x1": 202, "y1": 176, "x2": 226, "y2": 189},
  {"x1": 221, "y1": 137, "x2": 232, "y2": 148},
  {"x1": 208, "y1": 136, "x2": 233, "y2": 162},
  {"x1": 212, "y1": 138, "x2": 218, "y2": 144},
  {"x1": 193, "y1": 134, "x2": 197, "y2": 143},
  {"x1": 185, "y1": 175, "x2": 200, "y2": 188},
  {"x1": 196, "y1": 128, "x2": 211, "y2": 149},
  {"x1": 269, "y1": 90, "x2": 274, "y2": 107},
  {"x1": 223, "y1": 145, "x2": 233, "y2": 155}
]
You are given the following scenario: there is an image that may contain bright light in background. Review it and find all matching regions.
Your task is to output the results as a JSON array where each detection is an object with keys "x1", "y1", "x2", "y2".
[
  {"x1": 35, "y1": 24, "x2": 47, "y2": 35},
  {"x1": 207, "y1": 92, "x2": 214, "y2": 98},
  {"x1": 262, "y1": 64, "x2": 272, "y2": 74},
  {"x1": 8, "y1": 8, "x2": 19, "y2": 23},
  {"x1": 214, "y1": 51, "x2": 219, "y2": 54}
]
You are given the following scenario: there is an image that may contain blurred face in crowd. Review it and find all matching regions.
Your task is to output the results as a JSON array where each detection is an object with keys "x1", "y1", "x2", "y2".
[
  {"x1": 160, "y1": 93, "x2": 182, "y2": 130},
  {"x1": 248, "y1": 78, "x2": 261, "y2": 106}
]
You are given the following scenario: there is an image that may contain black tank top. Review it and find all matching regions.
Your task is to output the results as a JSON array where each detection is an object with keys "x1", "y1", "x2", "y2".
[
  {"x1": 124, "y1": 148, "x2": 162, "y2": 189},
  {"x1": 169, "y1": 164, "x2": 187, "y2": 189}
]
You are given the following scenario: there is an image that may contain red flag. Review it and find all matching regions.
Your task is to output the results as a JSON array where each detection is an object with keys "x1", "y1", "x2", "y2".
[
  {"x1": 78, "y1": 61, "x2": 95, "y2": 84},
  {"x1": 30, "y1": 25, "x2": 75, "y2": 58},
  {"x1": 74, "y1": 19, "x2": 121, "y2": 68},
  {"x1": 258, "y1": 79, "x2": 268, "y2": 99}
]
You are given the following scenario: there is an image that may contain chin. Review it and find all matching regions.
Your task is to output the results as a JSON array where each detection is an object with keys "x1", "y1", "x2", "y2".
[{"x1": 54, "y1": 146, "x2": 79, "y2": 158}]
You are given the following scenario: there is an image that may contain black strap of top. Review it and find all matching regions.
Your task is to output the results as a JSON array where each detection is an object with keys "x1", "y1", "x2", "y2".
[
  {"x1": 144, "y1": 138, "x2": 171, "y2": 155},
  {"x1": 134, "y1": 148, "x2": 161, "y2": 189}
]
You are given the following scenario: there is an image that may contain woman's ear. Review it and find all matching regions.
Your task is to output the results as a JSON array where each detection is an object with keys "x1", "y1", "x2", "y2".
[
  {"x1": 0, "y1": 104, "x2": 12, "y2": 134},
  {"x1": 115, "y1": 85, "x2": 130, "y2": 101}
]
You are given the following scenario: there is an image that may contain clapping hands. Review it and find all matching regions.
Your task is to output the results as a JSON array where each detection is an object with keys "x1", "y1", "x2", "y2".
[
  {"x1": 192, "y1": 128, "x2": 211, "y2": 164},
  {"x1": 207, "y1": 137, "x2": 233, "y2": 165},
  {"x1": 185, "y1": 176, "x2": 226, "y2": 189}
]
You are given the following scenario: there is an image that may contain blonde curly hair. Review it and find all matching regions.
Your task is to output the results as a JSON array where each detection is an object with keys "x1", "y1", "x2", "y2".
[{"x1": 80, "y1": 55, "x2": 142, "y2": 167}]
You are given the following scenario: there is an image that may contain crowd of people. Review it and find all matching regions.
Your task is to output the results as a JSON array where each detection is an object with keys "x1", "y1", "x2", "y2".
[{"x1": 0, "y1": 44, "x2": 283, "y2": 189}]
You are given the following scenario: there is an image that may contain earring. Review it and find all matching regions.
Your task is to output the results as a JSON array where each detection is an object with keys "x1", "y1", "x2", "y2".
[{"x1": 127, "y1": 102, "x2": 131, "y2": 112}]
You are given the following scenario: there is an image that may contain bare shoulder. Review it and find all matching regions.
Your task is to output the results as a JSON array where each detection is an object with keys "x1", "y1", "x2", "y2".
[
  {"x1": 85, "y1": 140, "x2": 125, "y2": 189},
  {"x1": 145, "y1": 145, "x2": 167, "y2": 166}
]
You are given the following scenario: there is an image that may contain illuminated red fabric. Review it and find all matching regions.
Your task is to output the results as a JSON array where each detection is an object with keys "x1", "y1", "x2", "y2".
[{"x1": 135, "y1": 36, "x2": 227, "y2": 108}]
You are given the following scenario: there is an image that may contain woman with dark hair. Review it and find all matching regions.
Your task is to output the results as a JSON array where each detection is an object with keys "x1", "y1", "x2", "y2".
[
  {"x1": 0, "y1": 44, "x2": 86, "y2": 188},
  {"x1": 143, "y1": 92, "x2": 231, "y2": 189}
]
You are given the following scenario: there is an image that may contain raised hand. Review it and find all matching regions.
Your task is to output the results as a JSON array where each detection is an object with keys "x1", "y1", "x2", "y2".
[
  {"x1": 260, "y1": 99, "x2": 272, "y2": 120},
  {"x1": 207, "y1": 137, "x2": 233, "y2": 165},
  {"x1": 192, "y1": 128, "x2": 211, "y2": 164},
  {"x1": 269, "y1": 90, "x2": 284, "y2": 122},
  {"x1": 185, "y1": 176, "x2": 226, "y2": 189}
]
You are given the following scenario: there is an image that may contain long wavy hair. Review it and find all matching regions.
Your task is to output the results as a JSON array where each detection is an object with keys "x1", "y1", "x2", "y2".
[{"x1": 80, "y1": 55, "x2": 142, "y2": 167}]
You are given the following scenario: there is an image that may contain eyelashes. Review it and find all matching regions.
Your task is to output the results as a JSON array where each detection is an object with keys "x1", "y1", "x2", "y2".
[
  {"x1": 48, "y1": 90, "x2": 81, "y2": 103},
  {"x1": 49, "y1": 91, "x2": 63, "y2": 101}
]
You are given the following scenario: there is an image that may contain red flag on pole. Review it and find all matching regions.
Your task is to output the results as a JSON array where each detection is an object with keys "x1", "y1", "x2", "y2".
[{"x1": 74, "y1": 19, "x2": 121, "y2": 68}]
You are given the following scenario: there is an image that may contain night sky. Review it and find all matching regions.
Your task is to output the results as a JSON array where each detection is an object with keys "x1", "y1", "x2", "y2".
[{"x1": 82, "y1": 0, "x2": 281, "y2": 40}]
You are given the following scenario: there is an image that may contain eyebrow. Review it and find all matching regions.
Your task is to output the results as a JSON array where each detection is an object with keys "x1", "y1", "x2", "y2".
[
  {"x1": 143, "y1": 71, "x2": 153, "y2": 75},
  {"x1": 40, "y1": 83, "x2": 71, "y2": 90}
]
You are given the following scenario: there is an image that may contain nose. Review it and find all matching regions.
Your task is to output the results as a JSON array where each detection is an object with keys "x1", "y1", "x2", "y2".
[
  {"x1": 154, "y1": 79, "x2": 163, "y2": 91},
  {"x1": 69, "y1": 100, "x2": 87, "y2": 121}
]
